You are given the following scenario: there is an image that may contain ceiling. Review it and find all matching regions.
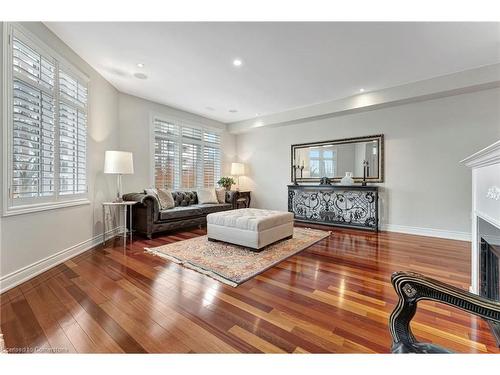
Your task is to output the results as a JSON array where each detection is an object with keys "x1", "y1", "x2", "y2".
[{"x1": 45, "y1": 22, "x2": 500, "y2": 123}]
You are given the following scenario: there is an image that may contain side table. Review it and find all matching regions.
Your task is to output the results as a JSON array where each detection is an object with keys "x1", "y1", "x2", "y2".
[
  {"x1": 102, "y1": 201, "x2": 136, "y2": 247},
  {"x1": 235, "y1": 191, "x2": 251, "y2": 208}
]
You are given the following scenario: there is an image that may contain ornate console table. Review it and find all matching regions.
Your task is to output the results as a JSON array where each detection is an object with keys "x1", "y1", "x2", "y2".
[{"x1": 288, "y1": 185, "x2": 379, "y2": 231}]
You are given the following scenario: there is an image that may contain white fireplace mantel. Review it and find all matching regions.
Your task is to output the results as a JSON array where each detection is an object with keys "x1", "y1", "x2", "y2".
[{"x1": 461, "y1": 139, "x2": 500, "y2": 293}]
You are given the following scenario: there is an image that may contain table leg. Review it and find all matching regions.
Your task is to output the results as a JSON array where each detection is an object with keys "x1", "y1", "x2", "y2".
[
  {"x1": 102, "y1": 205, "x2": 106, "y2": 247},
  {"x1": 123, "y1": 205, "x2": 127, "y2": 244},
  {"x1": 129, "y1": 205, "x2": 133, "y2": 242}
]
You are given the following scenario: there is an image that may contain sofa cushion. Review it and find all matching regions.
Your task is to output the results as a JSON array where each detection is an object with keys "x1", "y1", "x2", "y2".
[
  {"x1": 197, "y1": 188, "x2": 218, "y2": 204},
  {"x1": 215, "y1": 188, "x2": 226, "y2": 203},
  {"x1": 172, "y1": 191, "x2": 198, "y2": 206},
  {"x1": 157, "y1": 189, "x2": 175, "y2": 209},
  {"x1": 193, "y1": 203, "x2": 232, "y2": 215},
  {"x1": 159, "y1": 206, "x2": 203, "y2": 221}
]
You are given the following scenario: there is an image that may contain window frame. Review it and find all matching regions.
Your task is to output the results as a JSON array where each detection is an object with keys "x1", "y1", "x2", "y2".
[
  {"x1": 2, "y1": 23, "x2": 90, "y2": 216},
  {"x1": 149, "y1": 113, "x2": 222, "y2": 190},
  {"x1": 308, "y1": 148, "x2": 337, "y2": 177}
]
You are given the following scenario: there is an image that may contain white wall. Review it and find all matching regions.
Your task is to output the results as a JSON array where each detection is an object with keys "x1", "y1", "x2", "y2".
[
  {"x1": 0, "y1": 22, "x2": 120, "y2": 288},
  {"x1": 236, "y1": 88, "x2": 500, "y2": 239},
  {"x1": 118, "y1": 92, "x2": 235, "y2": 193}
]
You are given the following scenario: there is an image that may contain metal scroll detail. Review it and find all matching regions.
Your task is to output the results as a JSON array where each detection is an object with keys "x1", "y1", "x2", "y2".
[{"x1": 289, "y1": 189, "x2": 377, "y2": 229}]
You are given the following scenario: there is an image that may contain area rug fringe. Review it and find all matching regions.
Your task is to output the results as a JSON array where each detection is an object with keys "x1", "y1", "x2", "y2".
[{"x1": 144, "y1": 228, "x2": 331, "y2": 287}]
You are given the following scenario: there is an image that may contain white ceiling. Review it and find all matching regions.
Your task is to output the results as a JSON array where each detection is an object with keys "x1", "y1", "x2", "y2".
[{"x1": 45, "y1": 22, "x2": 500, "y2": 123}]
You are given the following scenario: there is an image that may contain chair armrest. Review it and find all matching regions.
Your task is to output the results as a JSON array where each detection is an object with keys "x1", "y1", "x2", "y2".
[
  {"x1": 389, "y1": 271, "x2": 500, "y2": 352},
  {"x1": 225, "y1": 190, "x2": 238, "y2": 208}
]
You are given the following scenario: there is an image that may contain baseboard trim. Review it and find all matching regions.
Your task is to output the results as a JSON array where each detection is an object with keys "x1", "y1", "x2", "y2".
[
  {"x1": 380, "y1": 224, "x2": 471, "y2": 241},
  {"x1": 0, "y1": 227, "x2": 121, "y2": 293}
]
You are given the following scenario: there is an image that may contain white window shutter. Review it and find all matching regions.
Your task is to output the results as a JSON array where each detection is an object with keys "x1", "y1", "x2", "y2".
[
  {"x1": 8, "y1": 30, "x2": 89, "y2": 209},
  {"x1": 153, "y1": 119, "x2": 222, "y2": 191},
  {"x1": 11, "y1": 37, "x2": 56, "y2": 199},
  {"x1": 58, "y1": 68, "x2": 87, "y2": 195}
]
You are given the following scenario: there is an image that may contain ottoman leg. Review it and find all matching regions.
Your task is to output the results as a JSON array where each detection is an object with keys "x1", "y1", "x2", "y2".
[{"x1": 207, "y1": 237, "x2": 218, "y2": 242}]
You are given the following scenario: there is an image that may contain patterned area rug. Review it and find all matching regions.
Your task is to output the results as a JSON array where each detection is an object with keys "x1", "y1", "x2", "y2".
[{"x1": 145, "y1": 227, "x2": 330, "y2": 287}]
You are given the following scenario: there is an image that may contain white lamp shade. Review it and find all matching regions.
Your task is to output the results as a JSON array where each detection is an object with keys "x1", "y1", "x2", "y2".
[
  {"x1": 231, "y1": 162, "x2": 245, "y2": 176},
  {"x1": 104, "y1": 151, "x2": 134, "y2": 174}
]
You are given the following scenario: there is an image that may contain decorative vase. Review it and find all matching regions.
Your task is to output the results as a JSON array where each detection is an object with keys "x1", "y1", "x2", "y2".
[
  {"x1": 341, "y1": 172, "x2": 354, "y2": 185},
  {"x1": 224, "y1": 186, "x2": 231, "y2": 191}
]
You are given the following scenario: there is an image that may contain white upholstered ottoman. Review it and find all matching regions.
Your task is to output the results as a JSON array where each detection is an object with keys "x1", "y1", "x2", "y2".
[{"x1": 207, "y1": 208, "x2": 294, "y2": 250}]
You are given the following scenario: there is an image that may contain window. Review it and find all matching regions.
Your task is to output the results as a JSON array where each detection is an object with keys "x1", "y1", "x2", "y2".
[
  {"x1": 309, "y1": 148, "x2": 336, "y2": 177},
  {"x1": 153, "y1": 118, "x2": 221, "y2": 190},
  {"x1": 4, "y1": 24, "x2": 89, "y2": 215}
]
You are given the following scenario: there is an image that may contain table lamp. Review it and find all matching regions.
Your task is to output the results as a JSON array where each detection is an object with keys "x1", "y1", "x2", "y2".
[
  {"x1": 231, "y1": 162, "x2": 245, "y2": 191},
  {"x1": 104, "y1": 151, "x2": 134, "y2": 202}
]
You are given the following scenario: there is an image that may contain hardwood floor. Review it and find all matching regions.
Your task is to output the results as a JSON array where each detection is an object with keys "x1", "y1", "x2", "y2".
[{"x1": 1, "y1": 225, "x2": 499, "y2": 353}]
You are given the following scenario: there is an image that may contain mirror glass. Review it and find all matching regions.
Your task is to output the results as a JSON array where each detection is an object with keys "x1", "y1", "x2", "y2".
[{"x1": 291, "y1": 135, "x2": 383, "y2": 183}]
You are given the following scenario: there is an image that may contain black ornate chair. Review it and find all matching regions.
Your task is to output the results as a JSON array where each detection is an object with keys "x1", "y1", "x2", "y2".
[{"x1": 389, "y1": 271, "x2": 500, "y2": 353}]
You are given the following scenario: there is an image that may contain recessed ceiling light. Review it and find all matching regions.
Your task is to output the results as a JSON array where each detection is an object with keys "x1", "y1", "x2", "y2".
[
  {"x1": 136, "y1": 63, "x2": 144, "y2": 68},
  {"x1": 134, "y1": 72, "x2": 148, "y2": 80},
  {"x1": 228, "y1": 109, "x2": 238, "y2": 113},
  {"x1": 233, "y1": 59, "x2": 243, "y2": 67},
  {"x1": 359, "y1": 88, "x2": 365, "y2": 93},
  {"x1": 255, "y1": 113, "x2": 260, "y2": 116}
]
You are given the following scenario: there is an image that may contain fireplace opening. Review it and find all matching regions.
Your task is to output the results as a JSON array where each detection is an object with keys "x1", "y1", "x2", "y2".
[{"x1": 478, "y1": 217, "x2": 500, "y2": 347}]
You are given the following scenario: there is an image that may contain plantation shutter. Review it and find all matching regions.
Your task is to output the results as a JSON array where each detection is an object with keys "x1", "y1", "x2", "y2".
[
  {"x1": 58, "y1": 69, "x2": 88, "y2": 195},
  {"x1": 153, "y1": 118, "x2": 221, "y2": 191},
  {"x1": 181, "y1": 141, "x2": 202, "y2": 189},
  {"x1": 11, "y1": 36, "x2": 56, "y2": 199},
  {"x1": 7, "y1": 25, "x2": 90, "y2": 213},
  {"x1": 203, "y1": 130, "x2": 221, "y2": 187},
  {"x1": 154, "y1": 119, "x2": 180, "y2": 189}
]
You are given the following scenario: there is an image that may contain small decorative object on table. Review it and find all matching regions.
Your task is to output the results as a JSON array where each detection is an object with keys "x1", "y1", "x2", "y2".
[
  {"x1": 217, "y1": 176, "x2": 236, "y2": 191},
  {"x1": 319, "y1": 177, "x2": 332, "y2": 185},
  {"x1": 340, "y1": 171, "x2": 354, "y2": 185},
  {"x1": 362, "y1": 160, "x2": 369, "y2": 186},
  {"x1": 292, "y1": 158, "x2": 305, "y2": 185}
]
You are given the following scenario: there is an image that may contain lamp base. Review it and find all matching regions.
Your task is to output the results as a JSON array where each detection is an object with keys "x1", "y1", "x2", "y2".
[{"x1": 114, "y1": 174, "x2": 123, "y2": 203}]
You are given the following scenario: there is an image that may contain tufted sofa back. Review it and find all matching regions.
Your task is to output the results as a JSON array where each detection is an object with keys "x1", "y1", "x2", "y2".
[{"x1": 171, "y1": 191, "x2": 198, "y2": 206}]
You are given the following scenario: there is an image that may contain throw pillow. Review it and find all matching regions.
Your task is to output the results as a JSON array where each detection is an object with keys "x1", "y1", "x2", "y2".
[
  {"x1": 157, "y1": 189, "x2": 175, "y2": 209},
  {"x1": 197, "y1": 188, "x2": 218, "y2": 204},
  {"x1": 215, "y1": 188, "x2": 226, "y2": 204}
]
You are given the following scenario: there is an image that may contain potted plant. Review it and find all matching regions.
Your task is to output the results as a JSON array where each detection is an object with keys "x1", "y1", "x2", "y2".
[{"x1": 217, "y1": 176, "x2": 235, "y2": 191}]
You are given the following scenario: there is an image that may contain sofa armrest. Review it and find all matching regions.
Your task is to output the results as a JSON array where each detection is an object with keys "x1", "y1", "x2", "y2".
[
  {"x1": 225, "y1": 190, "x2": 238, "y2": 208},
  {"x1": 123, "y1": 193, "x2": 160, "y2": 218}
]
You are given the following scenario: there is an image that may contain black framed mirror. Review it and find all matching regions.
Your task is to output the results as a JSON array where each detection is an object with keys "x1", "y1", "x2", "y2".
[{"x1": 290, "y1": 134, "x2": 384, "y2": 183}]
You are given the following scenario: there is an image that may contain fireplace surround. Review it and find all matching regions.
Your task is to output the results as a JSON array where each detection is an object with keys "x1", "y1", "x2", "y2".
[
  {"x1": 462, "y1": 139, "x2": 500, "y2": 346},
  {"x1": 479, "y1": 218, "x2": 500, "y2": 345}
]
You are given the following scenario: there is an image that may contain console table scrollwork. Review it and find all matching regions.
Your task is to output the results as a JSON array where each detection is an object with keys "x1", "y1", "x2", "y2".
[{"x1": 287, "y1": 185, "x2": 379, "y2": 231}]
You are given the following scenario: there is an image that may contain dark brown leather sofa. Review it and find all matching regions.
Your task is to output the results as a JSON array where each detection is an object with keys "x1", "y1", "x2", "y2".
[{"x1": 123, "y1": 190, "x2": 238, "y2": 239}]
